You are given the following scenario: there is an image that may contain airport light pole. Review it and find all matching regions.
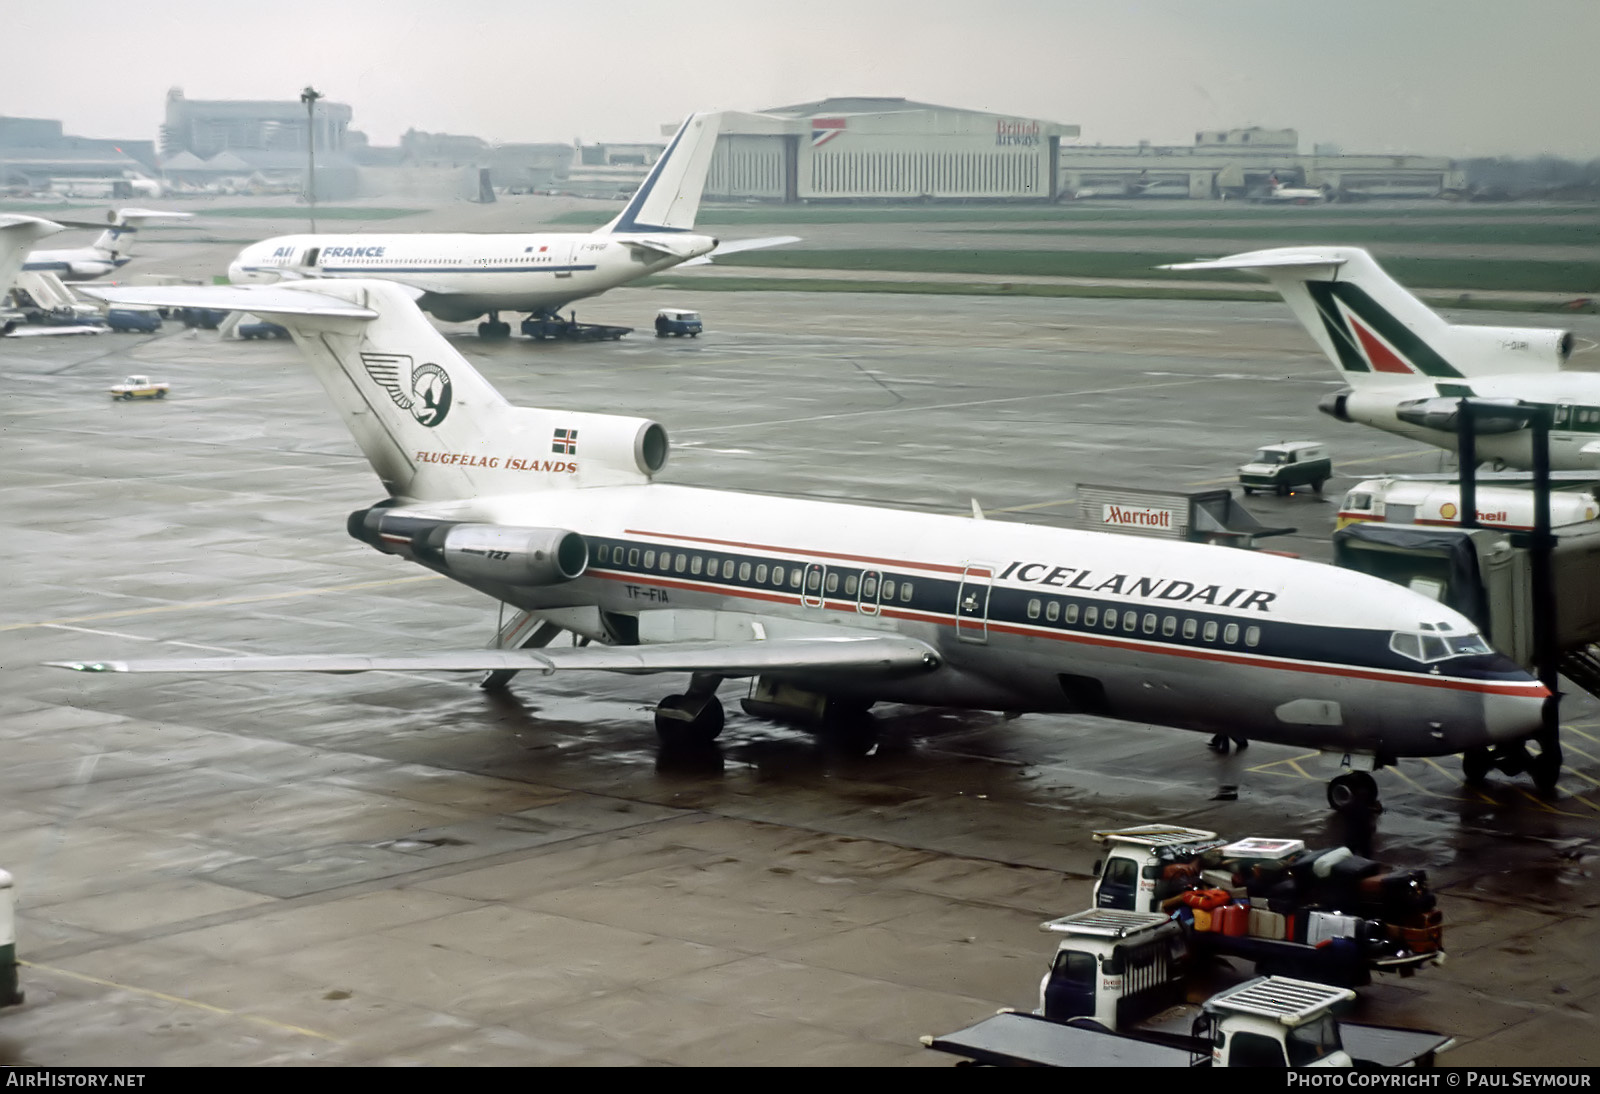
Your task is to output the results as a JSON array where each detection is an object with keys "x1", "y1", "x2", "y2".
[{"x1": 301, "y1": 86, "x2": 322, "y2": 232}]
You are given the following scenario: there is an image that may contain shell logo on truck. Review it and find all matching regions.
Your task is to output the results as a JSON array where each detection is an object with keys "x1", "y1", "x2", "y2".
[{"x1": 1338, "y1": 477, "x2": 1598, "y2": 532}]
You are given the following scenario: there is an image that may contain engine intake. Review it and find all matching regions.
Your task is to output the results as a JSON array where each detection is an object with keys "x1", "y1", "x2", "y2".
[{"x1": 348, "y1": 507, "x2": 587, "y2": 586}]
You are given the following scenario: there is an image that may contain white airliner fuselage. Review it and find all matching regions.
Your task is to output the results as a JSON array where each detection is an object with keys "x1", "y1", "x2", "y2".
[
  {"x1": 72, "y1": 277, "x2": 1550, "y2": 811},
  {"x1": 224, "y1": 112, "x2": 782, "y2": 338},
  {"x1": 228, "y1": 229, "x2": 718, "y2": 325},
  {"x1": 23, "y1": 208, "x2": 193, "y2": 280}
]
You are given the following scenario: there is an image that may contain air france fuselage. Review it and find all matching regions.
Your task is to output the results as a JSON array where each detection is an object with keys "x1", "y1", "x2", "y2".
[
  {"x1": 360, "y1": 482, "x2": 1546, "y2": 760},
  {"x1": 228, "y1": 230, "x2": 718, "y2": 323}
]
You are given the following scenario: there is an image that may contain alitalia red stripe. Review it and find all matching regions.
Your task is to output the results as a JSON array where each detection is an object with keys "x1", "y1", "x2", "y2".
[
  {"x1": 585, "y1": 569, "x2": 1546, "y2": 699},
  {"x1": 1349, "y1": 315, "x2": 1415, "y2": 374}
]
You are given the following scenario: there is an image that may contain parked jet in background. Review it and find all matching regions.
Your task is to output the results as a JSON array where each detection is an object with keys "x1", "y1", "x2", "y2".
[
  {"x1": 1164, "y1": 247, "x2": 1592, "y2": 470},
  {"x1": 1256, "y1": 175, "x2": 1329, "y2": 203},
  {"x1": 227, "y1": 112, "x2": 796, "y2": 339},
  {"x1": 69, "y1": 277, "x2": 1550, "y2": 810},
  {"x1": 23, "y1": 208, "x2": 193, "y2": 280}
]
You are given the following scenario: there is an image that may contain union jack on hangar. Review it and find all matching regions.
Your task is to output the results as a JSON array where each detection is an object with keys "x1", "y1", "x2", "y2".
[{"x1": 811, "y1": 118, "x2": 846, "y2": 147}]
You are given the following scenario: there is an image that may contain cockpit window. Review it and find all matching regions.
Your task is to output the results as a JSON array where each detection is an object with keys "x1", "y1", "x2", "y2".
[{"x1": 1391, "y1": 629, "x2": 1493, "y2": 663}]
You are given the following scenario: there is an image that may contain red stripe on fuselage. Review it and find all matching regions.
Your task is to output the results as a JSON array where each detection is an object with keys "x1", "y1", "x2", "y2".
[{"x1": 585, "y1": 569, "x2": 1545, "y2": 699}]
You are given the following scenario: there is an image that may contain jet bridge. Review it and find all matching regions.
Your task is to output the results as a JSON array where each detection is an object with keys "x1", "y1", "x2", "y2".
[
  {"x1": 1077, "y1": 484, "x2": 1295, "y2": 549},
  {"x1": 1332, "y1": 521, "x2": 1600, "y2": 695}
]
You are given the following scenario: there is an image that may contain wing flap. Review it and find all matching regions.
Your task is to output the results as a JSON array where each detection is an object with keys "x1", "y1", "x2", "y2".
[{"x1": 47, "y1": 635, "x2": 940, "y2": 678}]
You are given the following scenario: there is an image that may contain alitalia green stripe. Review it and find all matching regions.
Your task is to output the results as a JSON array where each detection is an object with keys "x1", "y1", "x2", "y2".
[
  {"x1": 1306, "y1": 281, "x2": 1371, "y2": 373},
  {"x1": 1328, "y1": 281, "x2": 1465, "y2": 378}
]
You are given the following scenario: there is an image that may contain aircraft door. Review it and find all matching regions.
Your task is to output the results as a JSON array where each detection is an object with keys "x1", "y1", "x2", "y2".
[
  {"x1": 955, "y1": 563, "x2": 993, "y2": 643},
  {"x1": 858, "y1": 570, "x2": 882, "y2": 616},
  {"x1": 802, "y1": 562, "x2": 827, "y2": 609},
  {"x1": 302, "y1": 247, "x2": 320, "y2": 269}
]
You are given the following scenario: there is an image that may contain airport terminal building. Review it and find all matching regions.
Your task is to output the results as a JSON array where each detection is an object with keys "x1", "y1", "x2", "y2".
[
  {"x1": 705, "y1": 98, "x2": 1079, "y2": 203},
  {"x1": 700, "y1": 99, "x2": 1461, "y2": 203}
]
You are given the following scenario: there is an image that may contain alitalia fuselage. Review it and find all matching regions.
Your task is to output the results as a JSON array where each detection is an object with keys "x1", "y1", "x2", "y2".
[
  {"x1": 365, "y1": 482, "x2": 1545, "y2": 759},
  {"x1": 228, "y1": 231, "x2": 718, "y2": 323},
  {"x1": 1331, "y1": 371, "x2": 1600, "y2": 470}
]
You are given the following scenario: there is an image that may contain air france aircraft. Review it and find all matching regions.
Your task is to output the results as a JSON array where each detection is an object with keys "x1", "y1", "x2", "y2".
[
  {"x1": 24, "y1": 208, "x2": 193, "y2": 280},
  {"x1": 227, "y1": 112, "x2": 796, "y2": 340},
  {"x1": 1165, "y1": 247, "x2": 1595, "y2": 470},
  {"x1": 65, "y1": 279, "x2": 1550, "y2": 811}
]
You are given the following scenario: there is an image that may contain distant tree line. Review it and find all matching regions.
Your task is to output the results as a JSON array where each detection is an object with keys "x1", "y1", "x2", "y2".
[{"x1": 1461, "y1": 155, "x2": 1600, "y2": 200}]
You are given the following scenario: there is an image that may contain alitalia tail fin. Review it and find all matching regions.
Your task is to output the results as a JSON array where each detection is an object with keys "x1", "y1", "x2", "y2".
[
  {"x1": 599, "y1": 112, "x2": 721, "y2": 234},
  {"x1": 1163, "y1": 247, "x2": 1574, "y2": 387},
  {"x1": 83, "y1": 280, "x2": 668, "y2": 502}
]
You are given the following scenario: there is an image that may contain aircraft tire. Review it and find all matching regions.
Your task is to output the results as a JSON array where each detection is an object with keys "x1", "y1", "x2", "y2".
[
  {"x1": 1327, "y1": 771, "x2": 1377, "y2": 813},
  {"x1": 1529, "y1": 744, "x2": 1562, "y2": 794},
  {"x1": 1462, "y1": 748, "x2": 1493, "y2": 784},
  {"x1": 655, "y1": 693, "x2": 724, "y2": 747}
]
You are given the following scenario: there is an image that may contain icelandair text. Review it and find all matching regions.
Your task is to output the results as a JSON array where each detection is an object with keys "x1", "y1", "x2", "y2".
[{"x1": 997, "y1": 560, "x2": 1277, "y2": 612}]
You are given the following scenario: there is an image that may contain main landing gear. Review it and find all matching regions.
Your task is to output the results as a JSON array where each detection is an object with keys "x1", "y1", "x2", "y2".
[
  {"x1": 1462, "y1": 736, "x2": 1563, "y2": 795},
  {"x1": 477, "y1": 312, "x2": 513, "y2": 339},
  {"x1": 654, "y1": 674, "x2": 725, "y2": 749}
]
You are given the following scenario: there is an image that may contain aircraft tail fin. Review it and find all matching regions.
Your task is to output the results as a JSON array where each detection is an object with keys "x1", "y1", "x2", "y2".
[
  {"x1": 0, "y1": 215, "x2": 64, "y2": 290},
  {"x1": 83, "y1": 281, "x2": 668, "y2": 502},
  {"x1": 90, "y1": 208, "x2": 194, "y2": 258},
  {"x1": 1163, "y1": 247, "x2": 1573, "y2": 385},
  {"x1": 599, "y1": 113, "x2": 721, "y2": 234}
]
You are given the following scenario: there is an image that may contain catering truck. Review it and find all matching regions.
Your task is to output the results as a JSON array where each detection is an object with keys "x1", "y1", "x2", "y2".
[
  {"x1": 923, "y1": 973, "x2": 1453, "y2": 1068},
  {"x1": 1090, "y1": 825, "x2": 1443, "y2": 987}
]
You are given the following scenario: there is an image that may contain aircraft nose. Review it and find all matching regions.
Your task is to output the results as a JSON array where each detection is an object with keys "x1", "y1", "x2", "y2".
[
  {"x1": 1483, "y1": 689, "x2": 1548, "y2": 743},
  {"x1": 226, "y1": 259, "x2": 258, "y2": 284}
]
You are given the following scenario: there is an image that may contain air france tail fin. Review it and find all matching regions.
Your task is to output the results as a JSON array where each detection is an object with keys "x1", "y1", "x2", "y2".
[
  {"x1": 0, "y1": 215, "x2": 64, "y2": 290},
  {"x1": 89, "y1": 208, "x2": 194, "y2": 258},
  {"x1": 83, "y1": 280, "x2": 668, "y2": 502},
  {"x1": 599, "y1": 112, "x2": 721, "y2": 234},
  {"x1": 1163, "y1": 247, "x2": 1574, "y2": 386}
]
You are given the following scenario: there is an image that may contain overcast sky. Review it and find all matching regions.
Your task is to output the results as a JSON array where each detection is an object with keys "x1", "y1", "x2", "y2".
[{"x1": 4, "y1": 0, "x2": 1595, "y2": 159}]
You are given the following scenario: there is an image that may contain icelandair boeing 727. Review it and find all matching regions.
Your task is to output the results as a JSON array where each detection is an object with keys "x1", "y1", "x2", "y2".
[
  {"x1": 1164, "y1": 247, "x2": 1592, "y2": 471},
  {"x1": 67, "y1": 279, "x2": 1550, "y2": 811},
  {"x1": 227, "y1": 112, "x2": 795, "y2": 339}
]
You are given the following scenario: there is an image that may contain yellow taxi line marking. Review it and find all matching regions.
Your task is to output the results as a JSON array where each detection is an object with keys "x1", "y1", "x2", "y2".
[
  {"x1": 1, "y1": 575, "x2": 445, "y2": 632},
  {"x1": 19, "y1": 960, "x2": 343, "y2": 1043}
]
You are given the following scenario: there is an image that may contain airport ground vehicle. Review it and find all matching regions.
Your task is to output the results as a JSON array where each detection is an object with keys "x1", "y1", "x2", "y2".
[
  {"x1": 108, "y1": 374, "x2": 169, "y2": 400},
  {"x1": 1091, "y1": 826, "x2": 1442, "y2": 986},
  {"x1": 239, "y1": 318, "x2": 290, "y2": 340},
  {"x1": 1337, "y1": 477, "x2": 1598, "y2": 531},
  {"x1": 105, "y1": 306, "x2": 162, "y2": 333},
  {"x1": 1, "y1": 867, "x2": 19, "y2": 1008},
  {"x1": 177, "y1": 307, "x2": 228, "y2": 330},
  {"x1": 923, "y1": 974, "x2": 1453, "y2": 1067},
  {"x1": 519, "y1": 312, "x2": 632, "y2": 341},
  {"x1": 1238, "y1": 441, "x2": 1331, "y2": 496},
  {"x1": 654, "y1": 308, "x2": 702, "y2": 337}
]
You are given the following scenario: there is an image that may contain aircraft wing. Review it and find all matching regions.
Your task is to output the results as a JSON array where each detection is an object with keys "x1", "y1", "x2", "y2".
[
  {"x1": 81, "y1": 284, "x2": 380, "y2": 319},
  {"x1": 1160, "y1": 251, "x2": 1349, "y2": 273},
  {"x1": 677, "y1": 235, "x2": 801, "y2": 267},
  {"x1": 47, "y1": 634, "x2": 941, "y2": 678}
]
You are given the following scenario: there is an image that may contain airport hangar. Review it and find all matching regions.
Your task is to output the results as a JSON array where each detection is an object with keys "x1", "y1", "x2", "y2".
[{"x1": 697, "y1": 97, "x2": 1462, "y2": 202}]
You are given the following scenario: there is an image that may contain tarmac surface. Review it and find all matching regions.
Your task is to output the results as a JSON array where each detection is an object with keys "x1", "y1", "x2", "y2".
[{"x1": 5, "y1": 243, "x2": 1600, "y2": 1065}]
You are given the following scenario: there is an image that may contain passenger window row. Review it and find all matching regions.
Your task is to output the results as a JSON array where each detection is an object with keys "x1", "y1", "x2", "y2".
[
  {"x1": 1025, "y1": 597, "x2": 1260, "y2": 648},
  {"x1": 593, "y1": 543, "x2": 916, "y2": 603}
]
